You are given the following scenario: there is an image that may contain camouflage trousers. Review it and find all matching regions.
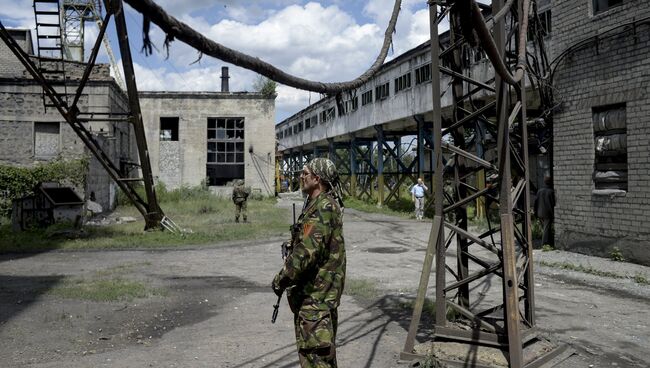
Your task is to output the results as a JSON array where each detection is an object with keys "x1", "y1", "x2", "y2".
[
  {"x1": 234, "y1": 201, "x2": 247, "y2": 221},
  {"x1": 294, "y1": 309, "x2": 338, "y2": 368}
]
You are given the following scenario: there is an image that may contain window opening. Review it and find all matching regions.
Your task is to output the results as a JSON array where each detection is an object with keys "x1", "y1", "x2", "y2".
[
  {"x1": 593, "y1": 104, "x2": 627, "y2": 191},
  {"x1": 160, "y1": 117, "x2": 179, "y2": 141}
]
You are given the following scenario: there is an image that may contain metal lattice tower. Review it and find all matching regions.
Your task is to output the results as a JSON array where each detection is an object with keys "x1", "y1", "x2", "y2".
[
  {"x1": 61, "y1": 0, "x2": 97, "y2": 61},
  {"x1": 61, "y1": 0, "x2": 126, "y2": 89},
  {"x1": 401, "y1": 1, "x2": 570, "y2": 367}
]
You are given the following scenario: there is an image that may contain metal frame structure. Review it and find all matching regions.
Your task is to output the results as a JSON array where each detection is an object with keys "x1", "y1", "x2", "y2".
[
  {"x1": 0, "y1": 0, "x2": 165, "y2": 230},
  {"x1": 279, "y1": 134, "x2": 429, "y2": 207},
  {"x1": 400, "y1": 1, "x2": 569, "y2": 367}
]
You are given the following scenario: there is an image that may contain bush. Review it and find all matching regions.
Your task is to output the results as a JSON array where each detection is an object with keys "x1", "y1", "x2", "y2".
[
  {"x1": 610, "y1": 246, "x2": 625, "y2": 262},
  {"x1": 0, "y1": 157, "x2": 89, "y2": 217}
]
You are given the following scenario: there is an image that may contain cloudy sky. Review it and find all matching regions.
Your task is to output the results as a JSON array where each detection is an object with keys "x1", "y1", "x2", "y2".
[{"x1": 0, "y1": 0, "x2": 487, "y2": 123}]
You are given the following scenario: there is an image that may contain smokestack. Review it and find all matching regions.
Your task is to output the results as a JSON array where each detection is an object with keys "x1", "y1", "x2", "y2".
[{"x1": 221, "y1": 66, "x2": 230, "y2": 92}]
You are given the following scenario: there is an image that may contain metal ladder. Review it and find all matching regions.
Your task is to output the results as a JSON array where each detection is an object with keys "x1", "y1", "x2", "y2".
[{"x1": 33, "y1": 0, "x2": 69, "y2": 111}]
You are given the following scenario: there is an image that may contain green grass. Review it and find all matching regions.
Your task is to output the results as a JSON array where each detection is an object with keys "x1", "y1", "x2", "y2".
[
  {"x1": 541, "y1": 244, "x2": 554, "y2": 252},
  {"x1": 633, "y1": 274, "x2": 649, "y2": 285},
  {"x1": 0, "y1": 188, "x2": 290, "y2": 252},
  {"x1": 344, "y1": 197, "x2": 413, "y2": 218},
  {"x1": 540, "y1": 260, "x2": 649, "y2": 285},
  {"x1": 47, "y1": 277, "x2": 165, "y2": 302},
  {"x1": 344, "y1": 278, "x2": 380, "y2": 299}
]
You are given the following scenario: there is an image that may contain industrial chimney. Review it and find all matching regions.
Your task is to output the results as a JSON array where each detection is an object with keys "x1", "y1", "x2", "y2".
[{"x1": 221, "y1": 66, "x2": 230, "y2": 92}]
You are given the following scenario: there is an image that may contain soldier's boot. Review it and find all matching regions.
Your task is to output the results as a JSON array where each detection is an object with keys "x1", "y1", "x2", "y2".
[
  {"x1": 235, "y1": 216, "x2": 240, "y2": 223},
  {"x1": 243, "y1": 216, "x2": 248, "y2": 223}
]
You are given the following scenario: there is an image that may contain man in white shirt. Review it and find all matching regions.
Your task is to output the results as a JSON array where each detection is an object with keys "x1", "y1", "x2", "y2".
[{"x1": 410, "y1": 177, "x2": 428, "y2": 220}]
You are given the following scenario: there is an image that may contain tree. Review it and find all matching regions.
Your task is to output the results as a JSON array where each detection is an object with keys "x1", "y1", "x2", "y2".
[{"x1": 253, "y1": 75, "x2": 277, "y2": 98}]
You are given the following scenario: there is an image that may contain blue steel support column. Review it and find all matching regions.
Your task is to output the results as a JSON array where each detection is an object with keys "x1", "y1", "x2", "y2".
[
  {"x1": 349, "y1": 136, "x2": 357, "y2": 199},
  {"x1": 417, "y1": 117, "x2": 425, "y2": 181},
  {"x1": 376, "y1": 125, "x2": 385, "y2": 206},
  {"x1": 396, "y1": 138, "x2": 401, "y2": 199},
  {"x1": 328, "y1": 138, "x2": 335, "y2": 161},
  {"x1": 289, "y1": 149, "x2": 295, "y2": 191}
]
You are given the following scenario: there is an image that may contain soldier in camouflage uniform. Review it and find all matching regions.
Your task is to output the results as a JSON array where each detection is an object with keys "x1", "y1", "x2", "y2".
[
  {"x1": 232, "y1": 179, "x2": 251, "y2": 223},
  {"x1": 272, "y1": 158, "x2": 346, "y2": 368}
]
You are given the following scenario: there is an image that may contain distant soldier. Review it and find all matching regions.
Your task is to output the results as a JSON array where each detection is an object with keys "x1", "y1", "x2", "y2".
[
  {"x1": 232, "y1": 179, "x2": 251, "y2": 223},
  {"x1": 272, "y1": 158, "x2": 346, "y2": 368}
]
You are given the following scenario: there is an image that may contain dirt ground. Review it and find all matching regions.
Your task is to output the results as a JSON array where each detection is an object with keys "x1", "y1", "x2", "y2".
[{"x1": 1, "y1": 197, "x2": 649, "y2": 368}]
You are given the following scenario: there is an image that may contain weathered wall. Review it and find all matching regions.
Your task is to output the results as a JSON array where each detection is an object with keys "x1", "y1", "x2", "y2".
[
  {"x1": 0, "y1": 29, "x2": 32, "y2": 77},
  {"x1": 0, "y1": 79, "x2": 131, "y2": 211},
  {"x1": 139, "y1": 92, "x2": 276, "y2": 195},
  {"x1": 551, "y1": 0, "x2": 650, "y2": 265}
]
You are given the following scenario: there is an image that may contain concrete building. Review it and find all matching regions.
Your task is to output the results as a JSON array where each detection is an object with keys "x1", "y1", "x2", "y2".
[
  {"x1": 139, "y1": 69, "x2": 276, "y2": 196},
  {"x1": 551, "y1": 0, "x2": 650, "y2": 264},
  {"x1": 0, "y1": 28, "x2": 134, "y2": 211}
]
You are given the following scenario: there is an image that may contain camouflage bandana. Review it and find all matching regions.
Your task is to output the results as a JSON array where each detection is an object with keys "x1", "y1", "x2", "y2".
[{"x1": 306, "y1": 158, "x2": 344, "y2": 209}]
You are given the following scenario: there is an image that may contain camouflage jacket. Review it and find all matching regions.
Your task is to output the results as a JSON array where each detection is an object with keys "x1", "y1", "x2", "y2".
[
  {"x1": 274, "y1": 192, "x2": 346, "y2": 311},
  {"x1": 232, "y1": 185, "x2": 250, "y2": 203}
]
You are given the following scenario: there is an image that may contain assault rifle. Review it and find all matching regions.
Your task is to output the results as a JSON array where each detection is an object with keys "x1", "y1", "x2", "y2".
[{"x1": 272, "y1": 203, "x2": 298, "y2": 323}]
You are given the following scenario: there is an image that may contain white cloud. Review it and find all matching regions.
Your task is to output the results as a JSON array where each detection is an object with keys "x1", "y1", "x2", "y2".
[{"x1": 0, "y1": 0, "x2": 35, "y2": 25}]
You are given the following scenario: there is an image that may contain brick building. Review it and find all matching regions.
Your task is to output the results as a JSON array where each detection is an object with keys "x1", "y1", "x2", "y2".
[
  {"x1": 551, "y1": 0, "x2": 650, "y2": 264},
  {"x1": 0, "y1": 28, "x2": 134, "y2": 211}
]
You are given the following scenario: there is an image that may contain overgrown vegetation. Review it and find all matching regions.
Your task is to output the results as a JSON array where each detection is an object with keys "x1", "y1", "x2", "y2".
[
  {"x1": 253, "y1": 75, "x2": 278, "y2": 98},
  {"x1": 539, "y1": 260, "x2": 649, "y2": 285},
  {"x1": 541, "y1": 244, "x2": 554, "y2": 252},
  {"x1": 610, "y1": 246, "x2": 625, "y2": 262},
  {"x1": 0, "y1": 184, "x2": 289, "y2": 252},
  {"x1": 0, "y1": 157, "x2": 89, "y2": 217}
]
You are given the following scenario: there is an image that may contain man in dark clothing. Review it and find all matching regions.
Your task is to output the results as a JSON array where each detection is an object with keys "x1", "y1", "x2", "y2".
[
  {"x1": 272, "y1": 158, "x2": 346, "y2": 368},
  {"x1": 534, "y1": 176, "x2": 556, "y2": 246}
]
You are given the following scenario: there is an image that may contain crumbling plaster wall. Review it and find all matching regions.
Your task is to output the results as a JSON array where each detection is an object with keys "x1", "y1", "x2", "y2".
[
  {"x1": 139, "y1": 92, "x2": 276, "y2": 195},
  {"x1": 552, "y1": 0, "x2": 650, "y2": 265}
]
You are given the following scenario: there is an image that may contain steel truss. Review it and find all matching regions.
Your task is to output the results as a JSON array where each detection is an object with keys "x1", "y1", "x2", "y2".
[
  {"x1": 401, "y1": 1, "x2": 568, "y2": 367},
  {"x1": 0, "y1": 0, "x2": 166, "y2": 230},
  {"x1": 280, "y1": 133, "x2": 432, "y2": 208}
]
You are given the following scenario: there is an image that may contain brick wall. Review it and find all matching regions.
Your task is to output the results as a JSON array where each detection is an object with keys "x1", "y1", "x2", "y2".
[
  {"x1": 551, "y1": 0, "x2": 650, "y2": 264},
  {"x1": 0, "y1": 80, "x2": 131, "y2": 211},
  {"x1": 0, "y1": 29, "x2": 31, "y2": 77}
]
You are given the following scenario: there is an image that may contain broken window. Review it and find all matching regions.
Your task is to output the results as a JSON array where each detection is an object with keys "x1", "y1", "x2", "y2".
[
  {"x1": 34, "y1": 122, "x2": 60, "y2": 159},
  {"x1": 415, "y1": 63, "x2": 431, "y2": 85},
  {"x1": 207, "y1": 117, "x2": 245, "y2": 185},
  {"x1": 160, "y1": 117, "x2": 179, "y2": 141},
  {"x1": 343, "y1": 96, "x2": 358, "y2": 113},
  {"x1": 320, "y1": 107, "x2": 335, "y2": 124},
  {"x1": 304, "y1": 115, "x2": 318, "y2": 129},
  {"x1": 207, "y1": 118, "x2": 244, "y2": 164},
  {"x1": 361, "y1": 90, "x2": 373, "y2": 106},
  {"x1": 394, "y1": 72, "x2": 412, "y2": 93},
  {"x1": 529, "y1": 9, "x2": 551, "y2": 40},
  {"x1": 593, "y1": 0, "x2": 623, "y2": 14},
  {"x1": 593, "y1": 104, "x2": 627, "y2": 191},
  {"x1": 375, "y1": 82, "x2": 390, "y2": 100}
]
